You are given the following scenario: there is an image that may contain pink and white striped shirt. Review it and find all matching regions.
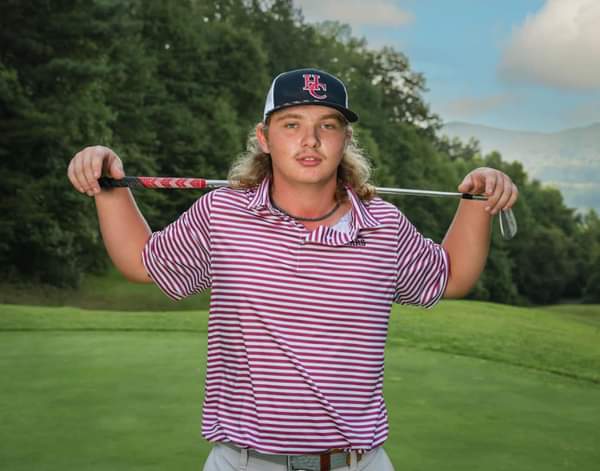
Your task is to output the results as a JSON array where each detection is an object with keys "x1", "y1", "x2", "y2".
[{"x1": 142, "y1": 178, "x2": 449, "y2": 454}]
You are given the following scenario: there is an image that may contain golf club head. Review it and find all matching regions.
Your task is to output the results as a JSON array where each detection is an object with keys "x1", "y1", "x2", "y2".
[{"x1": 499, "y1": 208, "x2": 518, "y2": 240}]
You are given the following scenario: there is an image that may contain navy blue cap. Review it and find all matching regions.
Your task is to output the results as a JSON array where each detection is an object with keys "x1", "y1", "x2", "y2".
[{"x1": 263, "y1": 68, "x2": 358, "y2": 123}]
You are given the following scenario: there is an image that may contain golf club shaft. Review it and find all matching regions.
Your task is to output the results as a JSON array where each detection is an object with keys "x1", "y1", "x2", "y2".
[{"x1": 98, "y1": 176, "x2": 517, "y2": 239}]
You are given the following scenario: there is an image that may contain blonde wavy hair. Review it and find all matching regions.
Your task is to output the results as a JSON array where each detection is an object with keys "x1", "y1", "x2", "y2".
[{"x1": 228, "y1": 124, "x2": 376, "y2": 201}]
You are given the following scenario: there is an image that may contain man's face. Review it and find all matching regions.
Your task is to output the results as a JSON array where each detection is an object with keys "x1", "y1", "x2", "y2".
[{"x1": 256, "y1": 105, "x2": 350, "y2": 189}]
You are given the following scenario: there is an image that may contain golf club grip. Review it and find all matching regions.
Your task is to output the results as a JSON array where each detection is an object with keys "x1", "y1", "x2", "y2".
[
  {"x1": 98, "y1": 176, "x2": 212, "y2": 189},
  {"x1": 98, "y1": 176, "x2": 143, "y2": 188}
]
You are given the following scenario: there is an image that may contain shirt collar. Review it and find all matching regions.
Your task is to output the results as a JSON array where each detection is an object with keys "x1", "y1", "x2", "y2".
[
  {"x1": 247, "y1": 177, "x2": 271, "y2": 210},
  {"x1": 247, "y1": 177, "x2": 381, "y2": 231},
  {"x1": 346, "y1": 185, "x2": 380, "y2": 230}
]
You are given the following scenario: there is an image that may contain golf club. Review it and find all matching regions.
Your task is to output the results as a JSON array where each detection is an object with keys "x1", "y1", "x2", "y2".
[{"x1": 98, "y1": 176, "x2": 518, "y2": 240}]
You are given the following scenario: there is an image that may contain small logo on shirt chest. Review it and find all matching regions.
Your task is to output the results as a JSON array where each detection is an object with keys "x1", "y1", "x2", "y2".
[{"x1": 346, "y1": 238, "x2": 366, "y2": 247}]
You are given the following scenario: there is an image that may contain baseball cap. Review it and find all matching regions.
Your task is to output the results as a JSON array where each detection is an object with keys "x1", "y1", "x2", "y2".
[{"x1": 263, "y1": 68, "x2": 359, "y2": 123}]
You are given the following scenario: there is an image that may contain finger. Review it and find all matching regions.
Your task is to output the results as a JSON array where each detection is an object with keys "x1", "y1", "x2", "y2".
[
  {"x1": 491, "y1": 176, "x2": 512, "y2": 214},
  {"x1": 504, "y1": 183, "x2": 519, "y2": 210},
  {"x1": 458, "y1": 174, "x2": 474, "y2": 193},
  {"x1": 91, "y1": 153, "x2": 103, "y2": 181},
  {"x1": 82, "y1": 150, "x2": 101, "y2": 195},
  {"x1": 483, "y1": 172, "x2": 502, "y2": 212},
  {"x1": 484, "y1": 171, "x2": 498, "y2": 196},
  {"x1": 67, "y1": 158, "x2": 84, "y2": 194},
  {"x1": 108, "y1": 154, "x2": 125, "y2": 179},
  {"x1": 72, "y1": 153, "x2": 89, "y2": 195},
  {"x1": 464, "y1": 169, "x2": 489, "y2": 195}
]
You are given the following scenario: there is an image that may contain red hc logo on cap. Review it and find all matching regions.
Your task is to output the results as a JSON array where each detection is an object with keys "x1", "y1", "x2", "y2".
[{"x1": 303, "y1": 74, "x2": 327, "y2": 100}]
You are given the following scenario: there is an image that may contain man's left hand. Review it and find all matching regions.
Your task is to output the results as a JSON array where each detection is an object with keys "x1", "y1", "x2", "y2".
[{"x1": 458, "y1": 167, "x2": 518, "y2": 215}]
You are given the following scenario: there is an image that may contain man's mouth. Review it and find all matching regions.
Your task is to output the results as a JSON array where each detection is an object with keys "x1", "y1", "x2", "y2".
[{"x1": 296, "y1": 154, "x2": 322, "y2": 166}]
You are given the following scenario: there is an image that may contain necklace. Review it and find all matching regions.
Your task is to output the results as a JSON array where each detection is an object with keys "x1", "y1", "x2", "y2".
[{"x1": 270, "y1": 197, "x2": 341, "y2": 222}]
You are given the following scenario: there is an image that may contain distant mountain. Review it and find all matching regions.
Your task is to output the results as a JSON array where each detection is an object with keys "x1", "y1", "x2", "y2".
[{"x1": 441, "y1": 122, "x2": 600, "y2": 213}]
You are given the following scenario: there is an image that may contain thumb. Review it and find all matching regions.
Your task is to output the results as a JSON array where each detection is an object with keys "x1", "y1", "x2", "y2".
[
  {"x1": 109, "y1": 157, "x2": 125, "y2": 179},
  {"x1": 458, "y1": 174, "x2": 473, "y2": 193}
]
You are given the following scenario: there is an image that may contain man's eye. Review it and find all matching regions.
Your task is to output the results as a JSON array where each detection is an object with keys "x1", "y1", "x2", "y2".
[
  {"x1": 322, "y1": 122, "x2": 339, "y2": 130},
  {"x1": 284, "y1": 122, "x2": 298, "y2": 129}
]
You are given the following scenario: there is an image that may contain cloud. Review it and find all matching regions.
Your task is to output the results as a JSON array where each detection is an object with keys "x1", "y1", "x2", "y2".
[
  {"x1": 294, "y1": 0, "x2": 413, "y2": 28},
  {"x1": 499, "y1": 0, "x2": 600, "y2": 90},
  {"x1": 441, "y1": 94, "x2": 516, "y2": 120}
]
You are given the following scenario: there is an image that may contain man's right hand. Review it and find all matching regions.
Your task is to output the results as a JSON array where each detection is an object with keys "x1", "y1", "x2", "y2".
[
  {"x1": 67, "y1": 145, "x2": 125, "y2": 197},
  {"x1": 67, "y1": 145, "x2": 152, "y2": 283}
]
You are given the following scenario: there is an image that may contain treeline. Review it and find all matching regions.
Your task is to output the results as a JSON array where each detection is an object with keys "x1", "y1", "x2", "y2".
[{"x1": 1, "y1": 0, "x2": 599, "y2": 304}]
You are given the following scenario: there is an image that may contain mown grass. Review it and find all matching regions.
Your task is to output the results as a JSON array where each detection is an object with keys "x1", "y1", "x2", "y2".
[
  {"x1": 1, "y1": 301, "x2": 599, "y2": 470},
  {"x1": 2, "y1": 301, "x2": 598, "y2": 383},
  {"x1": 388, "y1": 301, "x2": 600, "y2": 383}
]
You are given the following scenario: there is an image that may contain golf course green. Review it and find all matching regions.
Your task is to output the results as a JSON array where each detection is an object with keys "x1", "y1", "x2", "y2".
[{"x1": 1, "y1": 300, "x2": 598, "y2": 470}]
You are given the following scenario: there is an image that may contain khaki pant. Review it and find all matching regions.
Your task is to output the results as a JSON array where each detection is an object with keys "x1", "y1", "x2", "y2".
[{"x1": 202, "y1": 443, "x2": 395, "y2": 471}]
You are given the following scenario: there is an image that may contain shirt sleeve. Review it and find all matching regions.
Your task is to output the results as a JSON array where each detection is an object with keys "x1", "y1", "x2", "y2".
[
  {"x1": 393, "y1": 214, "x2": 449, "y2": 307},
  {"x1": 142, "y1": 192, "x2": 213, "y2": 300}
]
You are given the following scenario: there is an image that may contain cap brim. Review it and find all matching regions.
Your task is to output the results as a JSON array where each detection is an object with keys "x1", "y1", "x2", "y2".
[{"x1": 265, "y1": 102, "x2": 359, "y2": 123}]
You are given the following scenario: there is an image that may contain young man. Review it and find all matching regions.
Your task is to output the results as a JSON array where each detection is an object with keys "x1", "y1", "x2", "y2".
[{"x1": 67, "y1": 68, "x2": 518, "y2": 471}]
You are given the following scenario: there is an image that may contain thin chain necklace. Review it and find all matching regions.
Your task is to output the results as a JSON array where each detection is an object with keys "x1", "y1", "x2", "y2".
[{"x1": 270, "y1": 196, "x2": 341, "y2": 222}]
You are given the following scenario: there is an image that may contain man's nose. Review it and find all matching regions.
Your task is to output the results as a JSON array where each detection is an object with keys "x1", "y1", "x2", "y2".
[{"x1": 301, "y1": 125, "x2": 321, "y2": 147}]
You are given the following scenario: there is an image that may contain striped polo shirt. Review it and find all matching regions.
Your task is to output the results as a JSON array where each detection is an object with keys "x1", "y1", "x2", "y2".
[{"x1": 142, "y1": 178, "x2": 449, "y2": 454}]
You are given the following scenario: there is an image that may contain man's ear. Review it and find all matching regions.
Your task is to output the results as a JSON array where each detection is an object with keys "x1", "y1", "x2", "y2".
[
  {"x1": 344, "y1": 126, "x2": 353, "y2": 148},
  {"x1": 256, "y1": 123, "x2": 270, "y2": 154}
]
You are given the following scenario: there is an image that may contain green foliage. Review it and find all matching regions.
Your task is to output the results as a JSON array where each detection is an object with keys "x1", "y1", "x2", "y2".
[
  {"x1": 0, "y1": 0, "x2": 119, "y2": 286},
  {"x1": 579, "y1": 211, "x2": 600, "y2": 302},
  {"x1": 0, "y1": 0, "x2": 596, "y2": 304}
]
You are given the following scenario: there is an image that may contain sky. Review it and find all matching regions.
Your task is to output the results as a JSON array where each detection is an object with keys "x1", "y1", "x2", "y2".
[{"x1": 295, "y1": 0, "x2": 600, "y2": 133}]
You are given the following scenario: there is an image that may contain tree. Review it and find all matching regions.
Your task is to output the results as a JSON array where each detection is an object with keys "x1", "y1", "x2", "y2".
[
  {"x1": 129, "y1": 0, "x2": 268, "y2": 227},
  {"x1": 0, "y1": 0, "x2": 123, "y2": 285},
  {"x1": 578, "y1": 210, "x2": 600, "y2": 302},
  {"x1": 0, "y1": 0, "x2": 592, "y2": 305}
]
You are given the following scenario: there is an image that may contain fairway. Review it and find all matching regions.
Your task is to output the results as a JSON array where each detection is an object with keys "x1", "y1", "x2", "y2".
[{"x1": 1, "y1": 302, "x2": 599, "y2": 470}]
